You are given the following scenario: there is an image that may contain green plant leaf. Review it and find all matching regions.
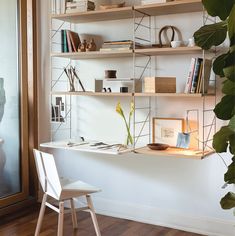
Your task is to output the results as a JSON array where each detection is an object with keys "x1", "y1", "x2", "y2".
[
  {"x1": 214, "y1": 95, "x2": 235, "y2": 120},
  {"x1": 222, "y1": 79, "x2": 235, "y2": 95},
  {"x1": 229, "y1": 134, "x2": 235, "y2": 154},
  {"x1": 213, "y1": 126, "x2": 234, "y2": 153},
  {"x1": 202, "y1": 0, "x2": 234, "y2": 20},
  {"x1": 194, "y1": 22, "x2": 227, "y2": 50},
  {"x1": 229, "y1": 115, "x2": 235, "y2": 130},
  {"x1": 220, "y1": 192, "x2": 235, "y2": 209},
  {"x1": 228, "y1": 4, "x2": 235, "y2": 45},
  {"x1": 224, "y1": 157, "x2": 235, "y2": 184},
  {"x1": 213, "y1": 53, "x2": 229, "y2": 77},
  {"x1": 223, "y1": 51, "x2": 235, "y2": 81}
]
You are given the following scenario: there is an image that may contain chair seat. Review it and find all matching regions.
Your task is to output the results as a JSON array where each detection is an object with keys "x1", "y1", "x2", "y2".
[{"x1": 59, "y1": 178, "x2": 101, "y2": 200}]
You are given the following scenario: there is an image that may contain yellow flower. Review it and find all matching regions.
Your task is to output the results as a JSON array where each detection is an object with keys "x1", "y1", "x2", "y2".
[
  {"x1": 116, "y1": 101, "x2": 134, "y2": 146},
  {"x1": 129, "y1": 101, "x2": 134, "y2": 117},
  {"x1": 116, "y1": 102, "x2": 124, "y2": 117}
]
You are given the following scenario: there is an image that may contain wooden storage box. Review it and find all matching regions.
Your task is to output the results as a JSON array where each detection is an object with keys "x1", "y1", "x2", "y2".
[{"x1": 144, "y1": 77, "x2": 176, "y2": 93}]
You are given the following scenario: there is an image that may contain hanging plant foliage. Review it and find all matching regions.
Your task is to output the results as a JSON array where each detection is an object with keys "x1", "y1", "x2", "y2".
[{"x1": 194, "y1": 0, "x2": 235, "y2": 213}]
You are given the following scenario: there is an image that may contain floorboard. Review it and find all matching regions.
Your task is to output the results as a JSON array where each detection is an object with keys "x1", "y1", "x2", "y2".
[{"x1": 0, "y1": 204, "x2": 204, "y2": 236}]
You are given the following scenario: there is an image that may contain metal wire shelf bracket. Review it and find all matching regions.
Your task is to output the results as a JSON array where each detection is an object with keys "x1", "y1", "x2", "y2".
[
  {"x1": 133, "y1": 8, "x2": 152, "y2": 149},
  {"x1": 50, "y1": 14, "x2": 73, "y2": 141}
]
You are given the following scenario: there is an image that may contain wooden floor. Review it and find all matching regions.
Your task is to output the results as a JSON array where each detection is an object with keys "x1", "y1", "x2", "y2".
[{"x1": 0, "y1": 204, "x2": 203, "y2": 236}]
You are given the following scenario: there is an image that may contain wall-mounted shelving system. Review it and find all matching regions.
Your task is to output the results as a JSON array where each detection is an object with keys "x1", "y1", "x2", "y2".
[{"x1": 49, "y1": 0, "x2": 217, "y2": 160}]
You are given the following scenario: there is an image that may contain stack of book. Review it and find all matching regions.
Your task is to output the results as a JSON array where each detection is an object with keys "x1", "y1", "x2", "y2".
[
  {"x1": 66, "y1": 0, "x2": 95, "y2": 13},
  {"x1": 184, "y1": 58, "x2": 212, "y2": 94},
  {"x1": 141, "y1": 0, "x2": 173, "y2": 5},
  {"x1": 51, "y1": 0, "x2": 67, "y2": 14},
  {"x1": 61, "y1": 30, "x2": 81, "y2": 53},
  {"x1": 100, "y1": 40, "x2": 143, "y2": 52}
]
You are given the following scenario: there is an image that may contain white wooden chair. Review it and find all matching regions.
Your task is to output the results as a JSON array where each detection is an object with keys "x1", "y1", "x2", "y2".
[{"x1": 33, "y1": 149, "x2": 101, "y2": 236}]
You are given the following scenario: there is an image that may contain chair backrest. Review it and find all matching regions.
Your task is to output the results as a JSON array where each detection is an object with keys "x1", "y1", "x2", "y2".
[{"x1": 33, "y1": 149, "x2": 62, "y2": 199}]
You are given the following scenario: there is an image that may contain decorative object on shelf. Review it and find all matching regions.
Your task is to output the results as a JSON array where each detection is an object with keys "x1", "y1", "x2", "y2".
[
  {"x1": 78, "y1": 39, "x2": 87, "y2": 52},
  {"x1": 86, "y1": 38, "x2": 97, "y2": 51},
  {"x1": 187, "y1": 37, "x2": 195, "y2": 47},
  {"x1": 152, "y1": 25, "x2": 182, "y2": 48},
  {"x1": 105, "y1": 70, "x2": 117, "y2": 79},
  {"x1": 95, "y1": 79, "x2": 103, "y2": 92},
  {"x1": 152, "y1": 118, "x2": 184, "y2": 146},
  {"x1": 176, "y1": 132, "x2": 190, "y2": 149},
  {"x1": 66, "y1": 0, "x2": 95, "y2": 13},
  {"x1": 100, "y1": 2, "x2": 125, "y2": 10},
  {"x1": 64, "y1": 66, "x2": 85, "y2": 92},
  {"x1": 193, "y1": 0, "x2": 235, "y2": 212},
  {"x1": 102, "y1": 87, "x2": 112, "y2": 92},
  {"x1": 170, "y1": 40, "x2": 182, "y2": 48},
  {"x1": 147, "y1": 143, "x2": 169, "y2": 150},
  {"x1": 116, "y1": 101, "x2": 134, "y2": 146},
  {"x1": 51, "y1": 105, "x2": 64, "y2": 122},
  {"x1": 141, "y1": 0, "x2": 173, "y2": 5},
  {"x1": 144, "y1": 77, "x2": 176, "y2": 93},
  {"x1": 120, "y1": 87, "x2": 128, "y2": 93}
]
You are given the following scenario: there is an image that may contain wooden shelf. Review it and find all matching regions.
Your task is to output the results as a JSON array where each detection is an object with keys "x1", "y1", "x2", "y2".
[
  {"x1": 51, "y1": 50, "x2": 133, "y2": 59},
  {"x1": 51, "y1": 47, "x2": 202, "y2": 60},
  {"x1": 51, "y1": 91, "x2": 133, "y2": 97},
  {"x1": 135, "y1": 146, "x2": 214, "y2": 160},
  {"x1": 51, "y1": 92, "x2": 214, "y2": 97},
  {"x1": 134, "y1": 0, "x2": 202, "y2": 16},
  {"x1": 51, "y1": 6, "x2": 133, "y2": 23},
  {"x1": 51, "y1": 1, "x2": 202, "y2": 23},
  {"x1": 135, "y1": 93, "x2": 211, "y2": 97},
  {"x1": 135, "y1": 46, "x2": 202, "y2": 56}
]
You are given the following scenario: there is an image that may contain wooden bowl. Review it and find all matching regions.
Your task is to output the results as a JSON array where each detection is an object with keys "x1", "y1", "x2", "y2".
[
  {"x1": 100, "y1": 2, "x2": 125, "y2": 10},
  {"x1": 147, "y1": 143, "x2": 169, "y2": 150}
]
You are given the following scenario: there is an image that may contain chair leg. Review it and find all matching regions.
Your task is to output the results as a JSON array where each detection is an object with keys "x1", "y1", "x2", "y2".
[
  {"x1": 35, "y1": 193, "x2": 47, "y2": 236},
  {"x1": 57, "y1": 201, "x2": 64, "y2": 236},
  {"x1": 70, "y1": 198, "x2": 78, "y2": 229},
  {"x1": 86, "y1": 195, "x2": 101, "y2": 236}
]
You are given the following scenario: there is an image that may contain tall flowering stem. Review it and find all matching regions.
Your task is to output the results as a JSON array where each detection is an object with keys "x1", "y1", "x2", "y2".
[{"x1": 116, "y1": 101, "x2": 134, "y2": 146}]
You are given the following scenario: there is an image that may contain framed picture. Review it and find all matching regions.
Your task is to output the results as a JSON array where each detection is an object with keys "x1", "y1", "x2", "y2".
[{"x1": 152, "y1": 118, "x2": 184, "y2": 146}]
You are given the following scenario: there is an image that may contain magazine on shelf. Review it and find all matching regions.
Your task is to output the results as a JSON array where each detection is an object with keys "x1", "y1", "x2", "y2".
[{"x1": 184, "y1": 58, "x2": 212, "y2": 94}]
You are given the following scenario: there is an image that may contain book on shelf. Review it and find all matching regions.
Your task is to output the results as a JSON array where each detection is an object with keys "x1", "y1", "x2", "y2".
[
  {"x1": 51, "y1": 0, "x2": 67, "y2": 14},
  {"x1": 197, "y1": 59, "x2": 212, "y2": 93},
  {"x1": 184, "y1": 58, "x2": 196, "y2": 93},
  {"x1": 100, "y1": 40, "x2": 144, "y2": 51},
  {"x1": 61, "y1": 30, "x2": 68, "y2": 52},
  {"x1": 184, "y1": 58, "x2": 212, "y2": 94},
  {"x1": 190, "y1": 58, "x2": 203, "y2": 93},
  {"x1": 61, "y1": 30, "x2": 80, "y2": 53},
  {"x1": 66, "y1": 1, "x2": 95, "y2": 8},
  {"x1": 100, "y1": 48, "x2": 132, "y2": 52},
  {"x1": 66, "y1": 0, "x2": 95, "y2": 12},
  {"x1": 68, "y1": 31, "x2": 81, "y2": 52},
  {"x1": 66, "y1": 7, "x2": 95, "y2": 13}
]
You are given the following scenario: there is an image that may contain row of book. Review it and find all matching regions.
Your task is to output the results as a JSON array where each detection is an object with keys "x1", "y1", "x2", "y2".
[
  {"x1": 51, "y1": 0, "x2": 95, "y2": 14},
  {"x1": 66, "y1": 0, "x2": 95, "y2": 13},
  {"x1": 100, "y1": 40, "x2": 144, "y2": 52},
  {"x1": 184, "y1": 58, "x2": 212, "y2": 94},
  {"x1": 61, "y1": 30, "x2": 81, "y2": 53}
]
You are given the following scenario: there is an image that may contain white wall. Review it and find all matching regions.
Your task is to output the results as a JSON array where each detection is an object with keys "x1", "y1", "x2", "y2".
[{"x1": 38, "y1": 1, "x2": 235, "y2": 235}]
